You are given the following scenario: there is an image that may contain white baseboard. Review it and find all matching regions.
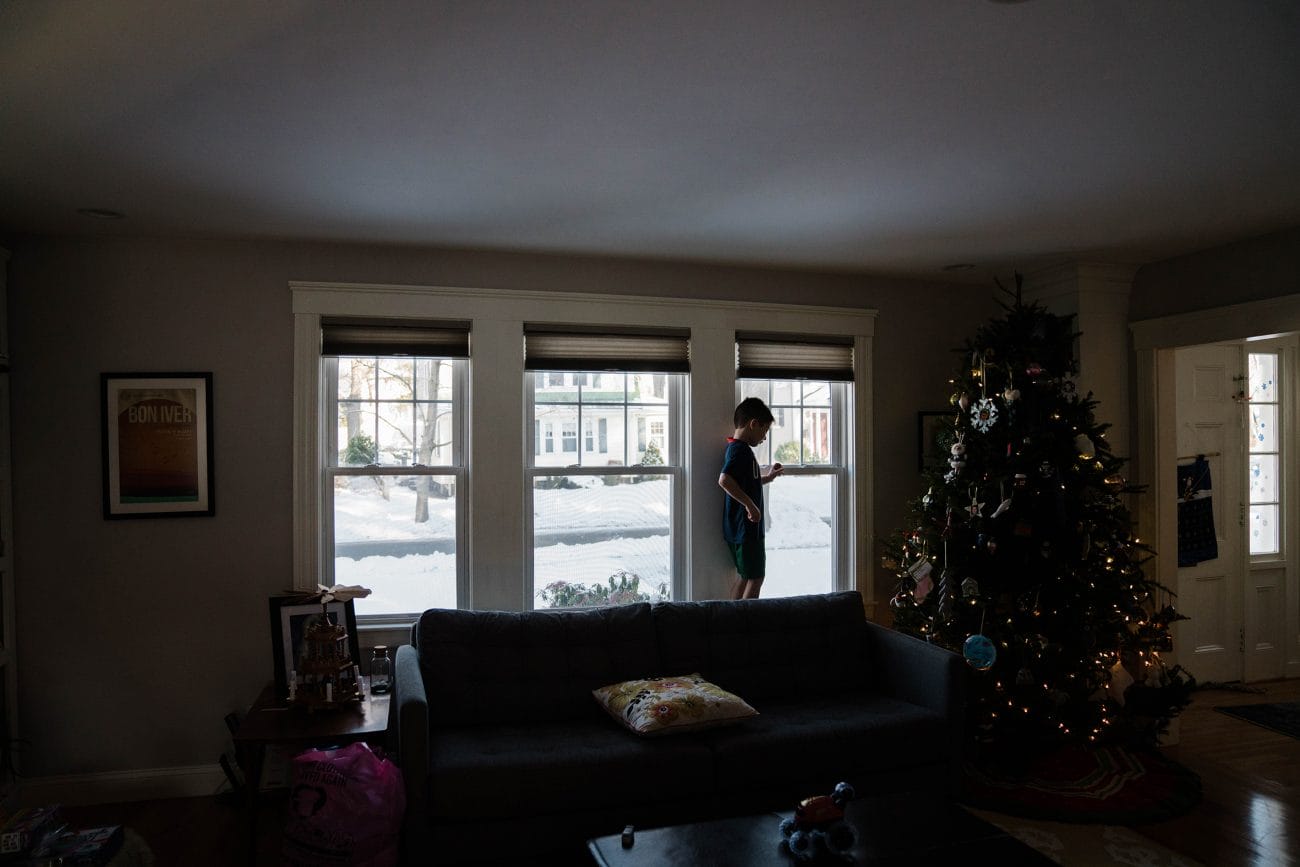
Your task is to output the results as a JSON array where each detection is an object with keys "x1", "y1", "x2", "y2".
[{"x1": 20, "y1": 764, "x2": 227, "y2": 807}]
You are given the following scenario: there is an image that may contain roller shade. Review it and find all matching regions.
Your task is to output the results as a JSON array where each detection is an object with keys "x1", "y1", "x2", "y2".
[
  {"x1": 736, "y1": 333, "x2": 854, "y2": 381},
  {"x1": 524, "y1": 326, "x2": 690, "y2": 373},
  {"x1": 321, "y1": 319, "x2": 471, "y2": 357}
]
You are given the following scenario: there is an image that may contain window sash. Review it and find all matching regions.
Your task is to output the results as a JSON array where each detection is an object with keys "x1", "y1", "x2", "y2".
[{"x1": 322, "y1": 355, "x2": 467, "y2": 620}]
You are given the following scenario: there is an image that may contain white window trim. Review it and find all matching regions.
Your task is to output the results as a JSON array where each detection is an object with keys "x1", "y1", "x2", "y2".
[{"x1": 293, "y1": 282, "x2": 875, "y2": 614}]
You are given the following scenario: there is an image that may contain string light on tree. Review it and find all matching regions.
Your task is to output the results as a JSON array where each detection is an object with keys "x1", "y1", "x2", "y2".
[{"x1": 883, "y1": 274, "x2": 1194, "y2": 757}]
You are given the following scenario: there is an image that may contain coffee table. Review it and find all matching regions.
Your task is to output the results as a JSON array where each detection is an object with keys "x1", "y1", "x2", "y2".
[{"x1": 587, "y1": 792, "x2": 1053, "y2": 865}]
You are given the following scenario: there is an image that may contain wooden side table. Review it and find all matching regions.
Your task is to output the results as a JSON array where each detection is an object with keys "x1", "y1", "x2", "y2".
[{"x1": 233, "y1": 678, "x2": 391, "y2": 863}]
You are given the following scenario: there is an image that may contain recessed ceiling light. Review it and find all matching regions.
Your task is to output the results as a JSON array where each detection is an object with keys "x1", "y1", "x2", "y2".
[
  {"x1": 77, "y1": 208, "x2": 125, "y2": 220},
  {"x1": 942, "y1": 263, "x2": 975, "y2": 272}
]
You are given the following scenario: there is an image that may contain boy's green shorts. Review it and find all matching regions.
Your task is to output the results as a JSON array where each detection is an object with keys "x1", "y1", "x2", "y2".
[{"x1": 727, "y1": 538, "x2": 766, "y2": 580}]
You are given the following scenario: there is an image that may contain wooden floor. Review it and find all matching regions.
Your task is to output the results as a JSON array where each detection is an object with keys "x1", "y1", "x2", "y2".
[
  {"x1": 55, "y1": 678, "x2": 1300, "y2": 866},
  {"x1": 1135, "y1": 677, "x2": 1300, "y2": 867}
]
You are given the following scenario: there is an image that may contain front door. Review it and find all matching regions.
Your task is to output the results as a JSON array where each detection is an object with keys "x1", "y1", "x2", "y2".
[{"x1": 1174, "y1": 343, "x2": 1245, "y2": 684}]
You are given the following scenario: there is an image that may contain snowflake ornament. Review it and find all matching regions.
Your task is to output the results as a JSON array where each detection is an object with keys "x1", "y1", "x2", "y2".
[{"x1": 970, "y1": 397, "x2": 999, "y2": 432}]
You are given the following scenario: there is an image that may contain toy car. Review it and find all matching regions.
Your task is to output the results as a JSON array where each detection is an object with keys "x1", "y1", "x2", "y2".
[{"x1": 778, "y1": 781, "x2": 857, "y2": 861}]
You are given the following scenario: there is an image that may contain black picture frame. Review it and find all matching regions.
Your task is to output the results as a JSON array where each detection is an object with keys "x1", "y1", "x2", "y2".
[
  {"x1": 101, "y1": 372, "x2": 215, "y2": 518},
  {"x1": 268, "y1": 596, "x2": 361, "y2": 699},
  {"x1": 917, "y1": 410, "x2": 954, "y2": 472}
]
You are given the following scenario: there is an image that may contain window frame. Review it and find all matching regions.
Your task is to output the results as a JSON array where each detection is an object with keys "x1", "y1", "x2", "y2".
[
  {"x1": 293, "y1": 282, "x2": 875, "y2": 622},
  {"x1": 320, "y1": 353, "x2": 468, "y2": 624},
  {"x1": 1247, "y1": 341, "x2": 1288, "y2": 563},
  {"x1": 524, "y1": 370, "x2": 687, "y2": 609},
  {"x1": 734, "y1": 377, "x2": 853, "y2": 595}
]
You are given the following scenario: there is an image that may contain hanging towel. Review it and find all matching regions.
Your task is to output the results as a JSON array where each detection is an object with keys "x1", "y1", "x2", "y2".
[{"x1": 1176, "y1": 456, "x2": 1218, "y2": 566}]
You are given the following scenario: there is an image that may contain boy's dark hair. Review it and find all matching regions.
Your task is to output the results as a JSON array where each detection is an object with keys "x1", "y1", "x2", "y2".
[{"x1": 734, "y1": 397, "x2": 774, "y2": 427}]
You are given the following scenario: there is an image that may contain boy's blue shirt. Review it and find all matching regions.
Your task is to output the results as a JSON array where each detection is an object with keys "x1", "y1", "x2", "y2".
[{"x1": 721, "y1": 437, "x2": 764, "y2": 544}]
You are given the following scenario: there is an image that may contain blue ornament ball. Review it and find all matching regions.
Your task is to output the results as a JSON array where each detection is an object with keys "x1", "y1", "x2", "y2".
[{"x1": 964, "y1": 634, "x2": 997, "y2": 670}]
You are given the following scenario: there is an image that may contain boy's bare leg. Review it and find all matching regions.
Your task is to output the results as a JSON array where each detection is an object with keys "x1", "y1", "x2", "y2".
[
  {"x1": 729, "y1": 576, "x2": 746, "y2": 600},
  {"x1": 741, "y1": 578, "x2": 763, "y2": 599}
]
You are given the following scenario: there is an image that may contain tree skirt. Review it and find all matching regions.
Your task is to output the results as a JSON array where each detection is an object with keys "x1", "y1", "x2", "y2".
[
  {"x1": 961, "y1": 746, "x2": 1202, "y2": 825},
  {"x1": 1214, "y1": 702, "x2": 1300, "y2": 740}
]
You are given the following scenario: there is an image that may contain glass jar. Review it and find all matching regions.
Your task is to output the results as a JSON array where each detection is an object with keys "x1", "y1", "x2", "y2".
[{"x1": 370, "y1": 645, "x2": 392, "y2": 694}]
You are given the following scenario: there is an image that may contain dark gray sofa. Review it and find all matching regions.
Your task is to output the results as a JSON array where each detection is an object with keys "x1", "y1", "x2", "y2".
[{"x1": 390, "y1": 591, "x2": 964, "y2": 863}]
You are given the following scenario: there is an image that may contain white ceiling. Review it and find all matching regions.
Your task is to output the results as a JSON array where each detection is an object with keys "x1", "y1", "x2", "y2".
[{"x1": 1, "y1": 1, "x2": 1297, "y2": 281}]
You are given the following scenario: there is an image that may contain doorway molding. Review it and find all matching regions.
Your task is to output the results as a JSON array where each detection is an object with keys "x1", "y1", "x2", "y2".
[{"x1": 1131, "y1": 293, "x2": 1300, "y2": 678}]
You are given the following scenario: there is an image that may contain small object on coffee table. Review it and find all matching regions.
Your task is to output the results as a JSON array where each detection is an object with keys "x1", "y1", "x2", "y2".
[
  {"x1": 778, "y1": 781, "x2": 857, "y2": 862},
  {"x1": 621, "y1": 825, "x2": 634, "y2": 848}
]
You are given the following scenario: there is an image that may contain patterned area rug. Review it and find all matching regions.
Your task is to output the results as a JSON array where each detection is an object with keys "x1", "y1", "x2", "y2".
[
  {"x1": 961, "y1": 746, "x2": 1202, "y2": 825},
  {"x1": 1213, "y1": 702, "x2": 1300, "y2": 740},
  {"x1": 967, "y1": 808, "x2": 1203, "y2": 866}
]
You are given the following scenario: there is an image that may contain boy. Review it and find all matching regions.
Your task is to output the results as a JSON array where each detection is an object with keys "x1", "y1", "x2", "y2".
[{"x1": 719, "y1": 397, "x2": 784, "y2": 599}]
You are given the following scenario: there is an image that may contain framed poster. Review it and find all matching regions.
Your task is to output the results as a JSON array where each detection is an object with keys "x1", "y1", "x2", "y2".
[
  {"x1": 268, "y1": 596, "x2": 361, "y2": 699},
  {"x1": 917, "y1": 410, "x2": 954, "y2": 472},
  {"x1": 101, "y1": 372, "x2": 214, "y2": 518}
]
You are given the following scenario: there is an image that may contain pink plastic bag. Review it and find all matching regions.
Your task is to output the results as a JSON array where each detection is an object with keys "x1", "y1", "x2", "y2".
[{"x1": 282, "y1": 742, "x2": 405, "y2": 867}]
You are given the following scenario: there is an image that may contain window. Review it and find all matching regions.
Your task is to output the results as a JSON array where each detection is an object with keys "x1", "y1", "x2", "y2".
[
  {"x1": 1248, "y1": 350, "x2": 1282, "y2": 556},
  {"x1": 294, "y1": 283, "x2": 874, "y2": 622},
  {"x1": 525, "y1": 326, "x2": 688, "y2": 609},
  {"x1": 320, "y1": 321, "x2": 468, "y2": 619},
  {"x1": 736, "y1": 333, "x2": 854, "y2": 600}
]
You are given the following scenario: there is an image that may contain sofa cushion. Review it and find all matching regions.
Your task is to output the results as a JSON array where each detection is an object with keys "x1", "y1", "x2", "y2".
[
  {"x1": 415, "y1": 602, "x2": 659, "y2": 725},
  {"x1": 701, "y1": 693, "x2": 950, "y2": 793},
  {"x1": 653, "y1": 592, "x2": 870, "y2": 703},
  {"x1": 427, "y1": 718, "x2": 716, "y2": 818},
  {"x1": 592, "y1": 673, "x2": 758, "y2": 736}
]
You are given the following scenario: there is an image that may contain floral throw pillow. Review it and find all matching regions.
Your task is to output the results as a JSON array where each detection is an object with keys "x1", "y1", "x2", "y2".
[{"x1": 592, "y1": 673, "x2": 758, "y2": 736}]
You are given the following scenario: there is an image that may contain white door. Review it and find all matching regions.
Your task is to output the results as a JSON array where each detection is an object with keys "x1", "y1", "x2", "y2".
[{"x1": 1174, "y1": 344, "x2": 1246, "y2": 684}]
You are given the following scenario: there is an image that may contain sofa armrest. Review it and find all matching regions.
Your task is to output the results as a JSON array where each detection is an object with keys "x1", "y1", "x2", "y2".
[
  {"x1": 862, "y1": 620, "x2": 966, "y2": 793},
  {"x1": 391, "y1": 644, "x2": 429, "y2": 853}
]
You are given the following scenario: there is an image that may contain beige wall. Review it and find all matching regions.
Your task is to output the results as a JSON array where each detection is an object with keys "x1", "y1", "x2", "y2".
[
  {"x1": 1131, "y1": 227, "x2": 1300, "y2": 321},
  {"x1": 6, "y1": 235, "x2": 990, "y2": 778}
]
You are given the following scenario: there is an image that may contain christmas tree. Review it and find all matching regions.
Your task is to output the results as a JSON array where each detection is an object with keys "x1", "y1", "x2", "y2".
[{"x1": 886, "y1": 276, "x2": 1194, "y2": 756}]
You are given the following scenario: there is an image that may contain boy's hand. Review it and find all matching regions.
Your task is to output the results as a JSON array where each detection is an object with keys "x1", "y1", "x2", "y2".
[
  {"x1": 746, "y1": 503, "x2": 761, "y2": 523},
  {"x1": 763, "y1": 462, "x2": 784, "y2": 483}
]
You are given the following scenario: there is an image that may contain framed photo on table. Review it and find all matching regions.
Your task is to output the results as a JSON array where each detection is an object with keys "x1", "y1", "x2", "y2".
[
  {"x1": 101, "y1": 372, "x2": 214, "y2": 518},
  {"x1": 268, "y1": 596, "x2": 361, "y2": 699}
]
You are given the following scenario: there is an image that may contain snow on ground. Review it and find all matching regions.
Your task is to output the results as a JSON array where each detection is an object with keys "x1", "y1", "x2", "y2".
[{"x1": 334, "y1": 475, "x2": 836, "y2": 614}]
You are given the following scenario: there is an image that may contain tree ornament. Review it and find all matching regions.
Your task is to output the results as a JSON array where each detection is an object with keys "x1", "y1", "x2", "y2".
[
  {"x1": 1106, "y1": 658, "x2": 1134, "y2": 706},
  {"x1": 1074, "y1": 434, "x2": 1096, "y2": 459},
  {"x1": 906, "y1": 557, "x2": 933, "y2": 602},
  {"x1": 921, "y1": 487, "x2": 934, "y2": 509},
  {"x1": 963, "y1": 634, "x2": 996, "y2": 670},
  {"x1": 1002, "y1": 386, "x2": 1020, "y2": 402},
  {"x1": 960, "y1": 576, "x2": 980, "y2": 598},
  {"x1": 936, "y1": 570, "x2": 955, "y2": 621},
  {"x1": 1025, "y1": 362, "x2": 1044, "y2": 377},
  {"x1": 950, "y1": 441, "x2": 967, "y2": 457},
  {"x1": 958, "y1": 393, "x2": 971, "y2": 411},
  {"x1": 970, "y1": 398, "x2": 999, "y2": 432}
]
